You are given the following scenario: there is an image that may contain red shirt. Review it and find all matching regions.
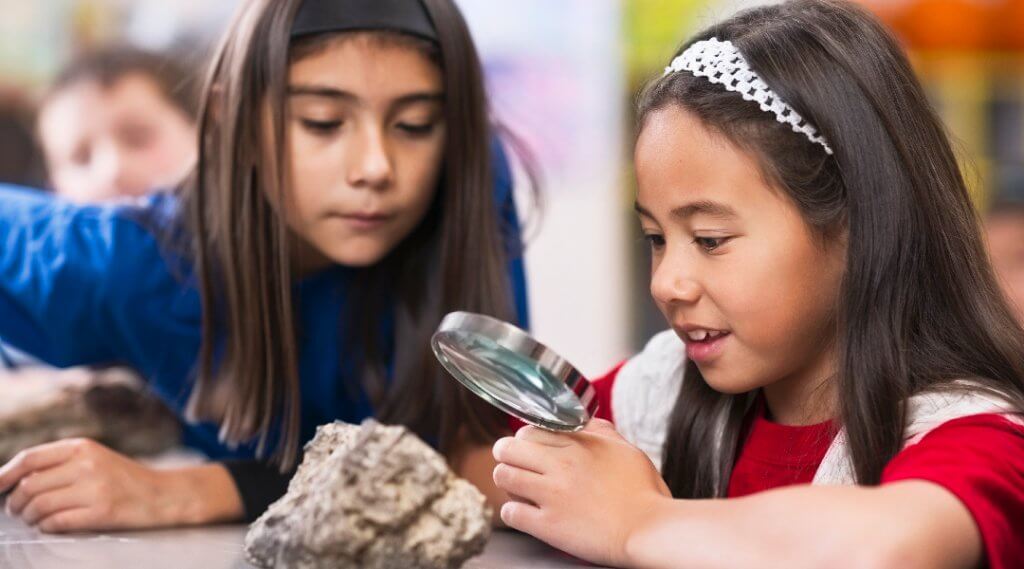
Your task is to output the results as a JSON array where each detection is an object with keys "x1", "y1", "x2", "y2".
[{"x1": 592, "y1": 365, "x2": 1024, "y2": 569}]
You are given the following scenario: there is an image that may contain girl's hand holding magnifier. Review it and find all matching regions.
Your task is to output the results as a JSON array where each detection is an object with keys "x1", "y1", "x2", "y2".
[{"x1": 492, "y1": 419, "x2": 672, "y2": 568}]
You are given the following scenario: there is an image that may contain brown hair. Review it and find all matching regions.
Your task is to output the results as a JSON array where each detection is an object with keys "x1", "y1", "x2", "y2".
[
  {"x1": 637, "y1": 0, "x2": 1024, "y2": 497},
  {"x1": 45, "y1": 46, "x2": 200, "y2": 121},
  {"x1": 182, "y1": 0, "x2": 520, "y2": 467}
]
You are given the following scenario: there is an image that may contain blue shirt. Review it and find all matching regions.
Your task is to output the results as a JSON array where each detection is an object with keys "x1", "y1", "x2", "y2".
[{"x1": 0, "y1": 148, "x2": 528, "y2": 460}]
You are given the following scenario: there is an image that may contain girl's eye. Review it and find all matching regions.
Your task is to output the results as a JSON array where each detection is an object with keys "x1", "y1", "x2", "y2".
[
  {"x1": 300, "y1": 118, "x2": 342, "y2": 135},
  {"x1": 644, "y1": 234, "x2": 666, "y2": 249},
  {"x1": 694, "y1": 236, "x2": 729, "y2": 252},
  {"x1": 396, "y1": 122, "x2": 436, "y2": 137}
]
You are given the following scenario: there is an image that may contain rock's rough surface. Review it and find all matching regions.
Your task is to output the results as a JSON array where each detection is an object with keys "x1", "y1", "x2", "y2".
[
  {"x1": 0, "y1": 367, "x2": 180, "y2": 463},
  {"x1": 245, "y1": 420, "x2": 491, "y2": 569}
]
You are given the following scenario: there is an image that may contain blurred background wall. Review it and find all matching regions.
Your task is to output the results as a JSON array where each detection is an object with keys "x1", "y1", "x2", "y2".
[{"x1": 0, "y1": 0, "x2": 1021, "y2": 377}]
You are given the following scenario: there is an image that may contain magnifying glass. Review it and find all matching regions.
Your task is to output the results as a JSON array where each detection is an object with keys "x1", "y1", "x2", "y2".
[{"x1": 431, "y1": 312, "x2": 597, "y2": 432}]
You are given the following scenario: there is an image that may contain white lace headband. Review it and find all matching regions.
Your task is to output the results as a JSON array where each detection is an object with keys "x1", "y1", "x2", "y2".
[{"x1": 664, "y1": 38, "x2": 834, "y2": 155}]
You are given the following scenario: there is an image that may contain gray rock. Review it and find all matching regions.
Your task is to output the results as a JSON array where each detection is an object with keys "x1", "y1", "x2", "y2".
[{"x1": 245, "y1": 420, "x2": 492, "y2": 569}]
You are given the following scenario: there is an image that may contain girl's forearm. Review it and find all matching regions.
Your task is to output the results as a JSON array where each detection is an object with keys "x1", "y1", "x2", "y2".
[{"x1": 624, "y1": 483, "x2": 979, "y2": 569}]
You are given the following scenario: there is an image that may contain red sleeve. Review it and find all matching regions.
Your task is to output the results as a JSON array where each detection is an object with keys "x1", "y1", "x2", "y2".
[
  {"x1": 880, "y1": 414, "x2": 1024, "y2": 569},
  {"x1": 508, "y1": 362, "x2": 624, "y2": 433}
]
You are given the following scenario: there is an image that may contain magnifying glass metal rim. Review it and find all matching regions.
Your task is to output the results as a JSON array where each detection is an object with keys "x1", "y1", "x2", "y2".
[{"x1": 431, "y1": 311, "x2": 598, "y2": 432}]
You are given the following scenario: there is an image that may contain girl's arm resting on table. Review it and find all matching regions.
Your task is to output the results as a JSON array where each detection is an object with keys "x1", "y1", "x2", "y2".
[
  {"x1": 493, "y1": 420, "x2": 983, "y2": 569},
  {"x1": 0, "y1": 439, "x2": 244, "y2": 532},
  {"x1": 625, "y1": 482, "x2": 979, "y2": 569}
]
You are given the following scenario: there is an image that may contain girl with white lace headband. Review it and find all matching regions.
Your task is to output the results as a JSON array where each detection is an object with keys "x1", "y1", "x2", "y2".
[{"x1": 490, "y1": 1, "x2": 1024, "y2": 568}]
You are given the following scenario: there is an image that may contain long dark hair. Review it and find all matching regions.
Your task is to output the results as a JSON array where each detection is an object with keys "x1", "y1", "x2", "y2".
[
  {"x1": 638, "y1": 0, "x2": 1024, "y2": 497},
  {"x1": 182, "y1": 0, "x2": 519, "y2": 467}
]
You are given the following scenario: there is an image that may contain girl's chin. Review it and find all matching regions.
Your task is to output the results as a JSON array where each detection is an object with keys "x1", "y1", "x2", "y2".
[
  {"x1": 318, "y1": 241, "x2": 394, "y2": 268},
  {"x1": 699, "y1": 370, "x2": 763, "y2": 396}
]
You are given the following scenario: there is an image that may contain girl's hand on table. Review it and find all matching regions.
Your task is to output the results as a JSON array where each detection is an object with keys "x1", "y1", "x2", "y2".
[{"x1": 0, "y1": 438, "x2": 242, "y2": 532}]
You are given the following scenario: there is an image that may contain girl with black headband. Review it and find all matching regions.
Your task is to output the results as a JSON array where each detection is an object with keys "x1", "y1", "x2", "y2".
[{"x1": 0, "y1": 0, "x2": 531, "y2": 532}]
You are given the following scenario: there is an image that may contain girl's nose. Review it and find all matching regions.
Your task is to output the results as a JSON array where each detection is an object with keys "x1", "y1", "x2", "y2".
[
  {"x1": 346, "y1": 125, "x2": 394, "y2": 190},
  {"x1": 95, "y1": 144, "x2": 131, "y2": 198},
  {"x1": 650, "y1": 254, "x2": 702, "y2": 307}
]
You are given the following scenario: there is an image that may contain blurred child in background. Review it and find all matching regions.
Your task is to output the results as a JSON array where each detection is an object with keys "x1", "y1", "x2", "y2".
[{"x1": 37, "y1": 46, "x2": 199, "y2": 202}]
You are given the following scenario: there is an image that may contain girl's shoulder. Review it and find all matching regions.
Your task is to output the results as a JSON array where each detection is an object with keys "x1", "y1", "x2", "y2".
[{"x1": 903, "y1": 382, "x2": 1024, "y2": 445}]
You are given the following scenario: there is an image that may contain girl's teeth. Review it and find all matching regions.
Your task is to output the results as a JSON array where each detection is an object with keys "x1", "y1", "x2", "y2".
[{"x1": 688, "y1": 329, "x2": 726, "y2": 342}]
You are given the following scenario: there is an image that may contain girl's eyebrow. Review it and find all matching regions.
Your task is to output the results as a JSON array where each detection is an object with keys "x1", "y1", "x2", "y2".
[
  {"x1": 634, "y1": 201, "x2": 656, "y2": 219},
  {"x1": 634, "y1": 199, "x2": 738, "y2": 220},
  {"x1": 286, "y1": 85, "x2": 443, "y2": 107},
  {"x1": 288, "y1": 85, "x2": 357, "y2": 100},
  {"x1": 393, "y1": 92, "x2": 444, "y2": 104}
]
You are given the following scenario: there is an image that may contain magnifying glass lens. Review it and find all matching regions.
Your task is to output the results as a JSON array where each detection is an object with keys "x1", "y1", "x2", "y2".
[{"x1": 432, "y1": 313, "x2": 595, "y2": 432}]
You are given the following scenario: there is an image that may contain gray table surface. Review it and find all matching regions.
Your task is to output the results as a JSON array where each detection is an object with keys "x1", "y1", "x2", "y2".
[{"x1": 0, "y1": 510, "x2": 602, "y2": 569}]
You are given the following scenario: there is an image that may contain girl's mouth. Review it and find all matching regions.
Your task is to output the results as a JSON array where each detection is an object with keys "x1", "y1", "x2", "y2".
[
  {"x1": 333, "y1": 212, "x2": 393, "y2": 230},
  {"x1": 683, "y1": 329, "x2": 727, "y2": 342},
  {"x1": 679, "y1": 328, "x2": 731, "y2": 363}
]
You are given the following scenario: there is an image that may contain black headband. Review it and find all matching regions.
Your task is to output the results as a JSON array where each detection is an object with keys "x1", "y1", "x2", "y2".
[{"x1": 291, "y1": 0, "x2": 438, "y2": 43}]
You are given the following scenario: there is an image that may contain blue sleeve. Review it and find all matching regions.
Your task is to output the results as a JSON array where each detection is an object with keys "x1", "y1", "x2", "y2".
[
  {"x1": 0, "y1": 184, "x2": 123, "y2": 366},
  {"x1": 491, "y1": 139, "x2": 530, "y2": 330}
]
